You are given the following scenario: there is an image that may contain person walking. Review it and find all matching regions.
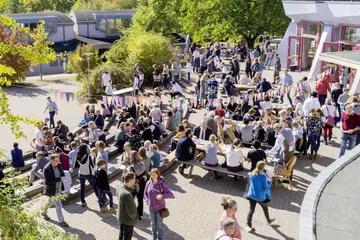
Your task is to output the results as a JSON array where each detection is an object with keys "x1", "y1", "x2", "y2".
[
  {"x1": 41, "y1": 154, "x2": 69, "y2": 227},
  {"x1": 102, "y1": 71, "x2": 111, "y2": 92},
  {"x1": 339, "y1": 104, "x2": 360, "y2": 157},
  {"x1": 117, "y1": 172, "x2": 138, "y2": 240},
  {"x1": 144, "y1": 168, "x2": 175, "y2": 240},
  {"x1": 273, "y1": 54, "x2": 281, "y2": 84},
  {"x1": 220, "y1": 197, "x2": 243, "y2": 239},
  {"x1": 95, "y1": 160, "x2": 116, "y2": 213},
  {"x1": 306, "y1": 109, "x2": 323, "y2": 160},
  {"x1": 76, "y1": 143, "x2": 99, "y2": 207},
  {"x1": 280, "y1": 69, "x2": 294, "y2": 106},
  {"x1": 215, "y1": 218, "x2": 238, "y2": 240},
  {"x1": 245, "y1": 161, "x2": 274, "y2": 232},
  {"x1": 321, "y1": 98, "x2": 336, "y2": 145},
  {"x1": 316, "y1": 76, "x2": 331, "y2": 106},
  {"x1": 44, "y1": 96, "x2": 58, "y2": 129}
]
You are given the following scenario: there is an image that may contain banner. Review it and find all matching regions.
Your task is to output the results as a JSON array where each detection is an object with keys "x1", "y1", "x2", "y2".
[{"x1": 54, "y1": 90, "x2": 76, "y2": 102}]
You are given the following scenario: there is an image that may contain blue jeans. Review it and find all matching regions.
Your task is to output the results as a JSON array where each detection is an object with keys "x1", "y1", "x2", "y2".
[
  {"x1": 308, "y1": 130, "x2": 321, "y2": 154},
  {"x1": 43, "y1": 197, "x2": 64, "y2": 222},
  {"x1": 149, "y1": 209, "x2": 163, "y2": 240},
  {"x1": 264, "y1": 55, "x2": 272, "y2": 69},
  {"x1": 318, "y1": 94, "x2": 327, "y2": 106},
  {"x1": 280, "y1": 92, "x2": 293, "y2": 106},
  {"x1": 79, "y1": 174, "x2": 99, "y2": 204},
  {"x1": 339, "y1": 132, "x2": 357, "y2": 157},
  {"x1": 49, "y1": 111, "x2": 56, "y2": 128},
  {"x1": 98, "y1": 190, "x2": 113, "y2": 208}
]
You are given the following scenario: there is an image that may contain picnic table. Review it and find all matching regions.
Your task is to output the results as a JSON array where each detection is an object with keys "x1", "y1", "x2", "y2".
[
  {"x1": 271, "y1": 103, "x2": 290, "y2": 111},
  {"x1": 112, "y1": 87, "x2": 135, "y2": 96},
  {"x1": 234, "y1": 84, "x2": 257, "y2": 91}
]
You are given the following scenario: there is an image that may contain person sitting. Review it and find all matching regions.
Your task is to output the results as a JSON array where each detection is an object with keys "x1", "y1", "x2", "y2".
[
  {"x1": 182, "y1": 119, "x2": 193, "y2": 131},
  {"x1": 240, "y1": 118, "x2": 255, "y2": 144},
  {"x1": 149, "y1": 104, "x2": 163, "y2": 123},
  {"x1": 251, "y1": 72, "x2": 262, "y2": 85},
  {"x1": 117, "y1": 111, "x2": 128, "y2": 129},
  {"x1": 55, "y1": 147, "x2": 70, "y2": 171},
  {"x1": 263, "y1": 109, "x2": 277, "y2": 126},
  {"x1": 11, "y1": 142, "x2": 24, "y2": 171},
  {"x1": 243, "y1": 108, "x2": 257, "y2": 121},
  {"x1": 141, "y1": 122, "x2": 153, "y2": 143},
  {"x1": 165, "y1": 111, "x2": 176, "y2": 131},
  {"x1": 54, "y1": 120, "x2": 69, "y2": 141},
  {"x1": 29, "y1": 151, "x2": 50, "y2": 186},
  {"x1": 227, "y1": 99, "x2": 238, "y2": 117},
  {"x1": 170, "y1": 81, "x2": 184, "y2": 99},
  {"x1": 94, "y1": 110, "x2": 105, "y2": 130},
  {"x1": 253, "y1": 120, "x2": 266, "y2": 143},
  {"x1": 100, "y1": 103, "x2": 111, "y2": 119},
  {"x1": 279, "y1": 109, "x2": 292, "y2": 128},
  {"x1": 259, "y1": 95, "x2": 272, "y2": 116},
  {"x1": 128, "y1": 129, "x2": 142, "y2": 152},
  {"x1": 215, "y1": 103, "x2": 226, "y2": 117},
  {"x1": 223, "y1": 76, "x2": 236, "y2": 96},
  {"x1": 193, "y1": 121, "x2": 212, "y2": 141},
  {"x1": 137, "y1": 116, "x2": 145, "y2": 131},
  {"x1": 43, "y1": 129, "x2": 55, "y2": 148},
  {"x1": 225, "y1": 138, "x2": 244, "y2": 180},
  {"x1": 292, "y1": 120, "x2": 304, "y2": 152},
  {"x1": 175, "y1": 128, "x2": 196, "y2": 174},
  {"x1": 68, "y1": 142, "x2": 78, "y2": 169},
  {"x1": 247, "y1": 140, "x2": 267, "y2": 171},
  {"x1": 257, "y1": 78, "x2": 272, "y2": 93},
  {"x1": 204, "y1": 134, "x2": 223, "y2": 180},
  {"x1": 114, "y1": 122, "x2": 128, "y2": 151}
]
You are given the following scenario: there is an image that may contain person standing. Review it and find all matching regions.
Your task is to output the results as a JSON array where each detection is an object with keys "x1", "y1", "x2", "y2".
[
  {"x1": 303, "y1": 91, "x2": 321, "y2": 117},
  {"x1": 339, "y1": 104, "x2": 360, "y2": 157},
  {"x1": 192, "y1": 47, "x2": 201, "y2": 73},
  {"x1": 215, "y1": 218, "x2": 238, "y2": 240},
  {"x1": 96, "y1": 160, "x2": 116, "y2": 213},
  {"x1": 280, "y1": 69, "x2": 294, "y2": 106},
  {"x1": 34, "y1": 123, "x2": 45, "y2": 151},
  {"x1": 245, "y1": 161, "x2": 274, "y2": 232},
  {"x1": 316, "y1": 76, "x2": 331, "y2": 106},
  {"x1": 41, "y1": 154, "x2": 69, "y2": 227},
  {"x1": 273, "y1": 54, "x2": 281, "y2": 84},
  {"x1": 219, "y1": 197, "x2": 242, "y2": 239},
  {"x1": 331, "y1": 83, "x2": 343, "y2": 122},
  {"x1": 44, "y1": 97, "x2": 58, "y2": 129},
  {"x1": 170, "y1": 59, "x2": 179, "y2": 82},
  {"x1": 102, "y1": 71, "x2": 111, "y2": 92},
  {"x1": 144, "y1": 168, "x2": 175, "y2": 240},
  {"x1": 117, "y1": 172, "x2": 138, "y2": 240},
  {"x1": 200, "y1": 54, "x2": 207, "y2": 74},
  {"x1": 321, "y1": 98, "x2": 336, "y2": 145},
  {"x1": 96, "y1": 141, "x2": 109, "y2": 172}
]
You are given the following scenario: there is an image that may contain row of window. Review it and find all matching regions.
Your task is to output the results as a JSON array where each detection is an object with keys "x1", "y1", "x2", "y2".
[
  {"x1": 97, "y1": 18, "x2": 131, "y2": 34},
  {"x1": 18, "y1": 21, "x2": 56, "y2": 42},
  {"x1": 50, "y1": 57, "x2": 67, "y2": 67}
]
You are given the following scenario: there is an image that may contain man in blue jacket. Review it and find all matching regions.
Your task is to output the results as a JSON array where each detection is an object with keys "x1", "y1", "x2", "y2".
[
  {"x1": 175, "y1": 128, "x2": 196, "y2": 174},
  {"x1": 11, "y1": 143, "x2": 24, "y2": 171}
]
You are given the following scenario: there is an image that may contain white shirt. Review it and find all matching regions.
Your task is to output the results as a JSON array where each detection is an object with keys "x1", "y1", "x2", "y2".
[
  {"x1": 295, "y1": 102, "x2": 303, "y2": 117},
  {"x1": 186, "y1": 62, "x2": 192, "y2": 72},
  {"x1": 192, "y1": 50, "x2": 200, "y2": 58},
  {"x1": 172, "y1": 83, "x2": 183, "y2": 94},
  {"x1": 134, "y1": 77, "x2": 139, "y2": 90},
  {"x1": 35, "y1": 127, "x2": 44, "y2": 147},
  {"x1": 62, "y1": 170, "x2": 72, "y2": 193},
  {"x1": 292, "y1": 126, "x2": 303, "y2": 141},
  {"x1": 102, "y1": 73, "x2": 111, "y2": 87},
  {"x1": 321, "y1": 104, "x2": 336, "y2": 118},
  {"x1": 226, "y1": 146, "x2": 244, "y2": 167},
  {"x1": 268, "y1": 134, "x2": 295, "y2": 156},
  {"x1": 199, "y1": 128, "x2": 206, "y2": 140},
  {"x1": 302, "y1": 97, "x2": 321, "y2": 116}
]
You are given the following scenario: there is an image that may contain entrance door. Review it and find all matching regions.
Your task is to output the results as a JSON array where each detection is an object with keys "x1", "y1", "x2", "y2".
[{"x1": 288, "y1": 36, "x2": 302, "y2": 71}]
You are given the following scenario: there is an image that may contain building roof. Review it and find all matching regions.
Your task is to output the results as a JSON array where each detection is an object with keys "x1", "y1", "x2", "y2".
[
  {"x1": 70, "y1": 10, "x2": 136, "y2": 23},
  {"x1": 319, "y1": 51, "x2": 360, "y2": 69},
  {"x1": 74, "y1": 34, "x2": 114, "y2": 50},
  {"x1": 8, "y1": 11, "x2": 73, "y2": 24}
]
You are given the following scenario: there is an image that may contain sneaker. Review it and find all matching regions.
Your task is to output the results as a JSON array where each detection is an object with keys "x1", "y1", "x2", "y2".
[
  {"x1": 81, "y1": 202, "x2": 87, "y2": 207},
  {"x1": 245, "y1": 225, "x2": 255, "y2": 232},
  {"x1": 41, "y1": 212, "x2": 50, "y2": 220},
  {"x1": 109, "y1": 207, "x2": 117, "y2": 214},
  {"x1": 268, "y1": 218, "x2": 275, "y2": 225},
  {"x1": 59, "y1": 221, "x2": 69, "y2": 227},
  {"x1": 100, "y1": 207, "x2": 108, "y2": 213}
]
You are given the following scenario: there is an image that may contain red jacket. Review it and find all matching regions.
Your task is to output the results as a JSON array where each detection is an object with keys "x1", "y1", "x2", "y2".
[{"x1": 316, "y1": 78, "x2": 331, "y2": 95}]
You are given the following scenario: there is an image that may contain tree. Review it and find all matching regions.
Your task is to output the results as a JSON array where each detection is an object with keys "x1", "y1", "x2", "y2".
[
  {"x1": 1, "y1": 0, "x2": 27, "y2": 13},
  {"x1": 181, "y1": 0, "x2": 290, "y2": 48},
  {"x1": 107, "y1": 29, "x2": 177, "y2": 86},
  {"x1": 25, "y1": 0, "x2": 54, "y2": 12},
  {"x1": 0, "y1": 23, "x2": 31, "y2": 83},
  {"x1": 73, "y1": 0, "x2": 137, "y2": 10},
  {"x1": 132, "y1": 0, "x2": 181, "y2": 35}
]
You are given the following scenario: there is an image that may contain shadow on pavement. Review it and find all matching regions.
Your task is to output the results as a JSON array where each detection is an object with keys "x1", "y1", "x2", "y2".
[
  {"x1": 4, "y1": 86, "x2": 51, "y2": 98},
  {"x1": 46, "y1": 218, "x2": 96, "y2": 240}
]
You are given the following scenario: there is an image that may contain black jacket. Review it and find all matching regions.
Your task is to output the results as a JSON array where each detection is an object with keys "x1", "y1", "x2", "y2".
[
  {"x1": 43, "y1": 162, "x2": 65, "y2": 197},
  {"x1": 54, "y1": 124, "x2": 69, "y2": 140},
  {"x1": 95, "y1": 114, "x2": 105, "y2": 129},
  {"x1": 193, "y1": 126, "x2": 212, "y2": 141},
  {"x1": 257, "y1": 80, "x2": 272, "y2": 93},
  {"x1": 95, "y1": 169, "x2": 110, "y2": 191},
  {"x1": 141, "y1": 128, "x2": 153, "y2": 143},
  {"x1": 175, "y1": 136, "x2": 196, "y2": 161}
]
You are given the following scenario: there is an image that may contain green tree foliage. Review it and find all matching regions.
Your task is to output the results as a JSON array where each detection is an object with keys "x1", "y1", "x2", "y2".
[
  {"x1": 1, "y1": 0, "x2": 27, "y2": 13},
  {"x1": 73, "y1": 0, "x2": 137, "y2": 10},
  {"x1": 132, "y1": 0, "x2": 181, "y2": 35},
  {"x1": 107, "y1": 29, "x2": 177, "y2": 86},
  {"x1": 1, "y1": 0, "x2": 75, "y2": 13},
  {"x1": 68, "y1": 44, "x2": 101, "y2": 82},
  {"x1": 0, "y1": 23, "x2": 31, "y2": 83},
  {"x1": 181, "y1": 0, "x2": 290, "y2": 48}
]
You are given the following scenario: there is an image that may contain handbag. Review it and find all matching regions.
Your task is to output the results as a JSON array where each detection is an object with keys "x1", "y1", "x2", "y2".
[
  {"x1": 159, "y1": 183, "x2": 169, "y2": 219},
  {"x1": 325, "y1": 106, "x2": 335, "y2": 126}
]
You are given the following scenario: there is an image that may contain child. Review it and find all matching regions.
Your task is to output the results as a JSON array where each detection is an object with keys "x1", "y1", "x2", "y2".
[
  {"x1": 150, "y1": 144, "x2": 162, "y2": 170},
  {"x1": 96, "y1": 141, "x2": 109, "y2": 172},
  {"x1": 186, "y1": 59, "x2": 192, "y2": 82},
  {"x1": 95, "y1": 160, "x2": 116, "y2": 213},
  {"x1": 292, "y1": 120, "x2": 303, "y2": 152},
  {"x1": 253, "y1": 120, "x2": 266, "y2": 143}
]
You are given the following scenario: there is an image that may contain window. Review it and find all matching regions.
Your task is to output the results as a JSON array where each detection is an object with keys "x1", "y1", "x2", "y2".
[
  {"x1": 30, "y1": 23, "x2": 37, "y2": 31},
  {"x1": 60, "y1": 56, "x2": 67, "y2": 66},
  {"x1": 342, "y1": 27, "x2": 360, "y2": 43},
  {"x1": 98, "y1": 19, "x2": 106, "y2": 31},
  {"x1": 303, "y1": 23, "x2": 318, "y2": 36},
  {"x1": 116, "y1": 19, "x2": 123, "y2": 32},
  {"x1": 123, "y1": 19, "x2": 131, "y2": 28},
  {"x1": 50, "y1": 59, "x2": 58, "y2": 66},
  {"x1": 333, "y1": 27, "x2": 340, "y2": 42},
  {"x1": 108, "y1": 18, "x2": 116, "y2": 34},
  {"x1": 47, "y1": 22, "x2": 55, "y2": 34}
]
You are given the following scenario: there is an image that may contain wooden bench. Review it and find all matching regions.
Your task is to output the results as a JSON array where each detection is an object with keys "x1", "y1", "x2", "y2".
[{"x1": 112, "y1": 87, "x2": 135, "y2": 96}]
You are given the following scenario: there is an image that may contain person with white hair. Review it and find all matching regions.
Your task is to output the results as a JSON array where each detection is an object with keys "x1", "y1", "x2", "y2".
[
  {"x1": 215, "y1": 218, "x2": 237, "y2": 240},
  {"x1": 205, "y1": 111, "x2": 218, "y2": 134}
]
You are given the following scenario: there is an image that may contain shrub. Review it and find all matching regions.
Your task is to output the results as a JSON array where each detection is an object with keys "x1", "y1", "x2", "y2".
[
  {"x1": 107, "y1": 29, "x2": 177, "y2": 86},
  {"x1": 77, "y1": 63, "x2": 130, "y2": 99}
]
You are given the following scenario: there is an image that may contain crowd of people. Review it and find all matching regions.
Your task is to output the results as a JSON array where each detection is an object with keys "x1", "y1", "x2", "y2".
[{"x1": 5, "y1": 39, "x2": 360, "y2": 240}]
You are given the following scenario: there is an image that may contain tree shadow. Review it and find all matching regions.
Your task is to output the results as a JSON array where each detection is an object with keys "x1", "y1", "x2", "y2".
[
  {"x1": 4, "y1": 85, "x2": 51, "y2": 98},
  {"x1": 46, "y1": 218, "x2": 97, "y2": 240},
  {"x1": 162, "y1": 164, "x2": 186, "y2": 193}
]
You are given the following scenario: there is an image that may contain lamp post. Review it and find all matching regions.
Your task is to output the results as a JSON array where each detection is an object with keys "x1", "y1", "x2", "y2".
[{"x1": 84, "y1": 52, "x2": 93, "y2": 101}]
